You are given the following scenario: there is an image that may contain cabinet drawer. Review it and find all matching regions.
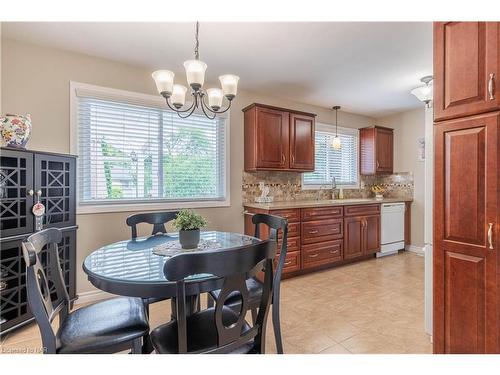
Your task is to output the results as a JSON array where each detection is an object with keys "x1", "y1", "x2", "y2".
[
  {"x1": 301, "y1": 219, "x2": 343, "y2": 244},
  {"x1": 344, "y1": 204, "x2": 380, "y2": 217},
  {"x1": 302, "y1": 240, "x2": 343, "y2": 269},
  {"x1": 301, "y1": 206, "x2": 343, "y2": 221},
  {"x1": 275, "y1": 251, "x2": 301, "y2": 274},
  {"x1": 271, "y1": 209, "x2": 300, "y2": 223},
  {"x1": 277, "y1": 235, "x2": 300, "y2": 253},
  {"x1": 278, "y1": 222, "x2": 300, "y2": 239}
]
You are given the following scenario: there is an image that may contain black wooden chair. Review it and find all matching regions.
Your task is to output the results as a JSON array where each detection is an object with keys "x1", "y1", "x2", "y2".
[
  {"x1": 126, "y1": 211, "x2": 180, "y2": 316},
  {"x1": 22, "y1": 228, "x2": 149, "y2": 354},
  {"x1": 208, "y1": 213, "x2": 288, "y2": 353},
  {"x1": 126, "y1": 211, "x2": 179, "y2": 239},
  {"x1": 150, "y1": 239, "x2": 276, "y2": 354}
]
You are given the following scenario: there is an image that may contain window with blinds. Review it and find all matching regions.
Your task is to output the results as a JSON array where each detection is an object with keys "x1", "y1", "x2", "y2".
[
  {"x1": 303, "y1": 125, "x2": 359, "y2": 187},
  {"x1": 76, "y1": 92, "x2": 227, "y2": 205}
]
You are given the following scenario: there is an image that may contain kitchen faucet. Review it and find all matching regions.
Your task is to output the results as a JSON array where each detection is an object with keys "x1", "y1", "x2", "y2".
[{"x1": 331, "y1": 177, "x2": 337, "y2": 200}]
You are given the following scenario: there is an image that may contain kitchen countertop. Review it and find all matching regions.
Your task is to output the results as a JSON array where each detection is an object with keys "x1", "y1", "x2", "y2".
[{"x1": 243, "y1": 197, "x2": 412, "y2": 210}]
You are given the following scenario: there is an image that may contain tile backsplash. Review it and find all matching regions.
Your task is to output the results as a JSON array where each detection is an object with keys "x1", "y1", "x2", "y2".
[{"x1": 242, "y1": 171, "x2": 413, "y2": 203}]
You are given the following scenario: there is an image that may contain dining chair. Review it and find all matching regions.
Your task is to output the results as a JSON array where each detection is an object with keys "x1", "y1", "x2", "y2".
[
  {"x1": 150, "y1": 239, "x2": 276, "y2": 354},
  {"x1": 126, "y1": 211, "x2": 179, "y2": 239},
  {"x1": 208, "y1": 213, "x2": 288, "y2": 354},
  {"x1": 22, "y1": 228, "x2": 150, "y2": 354},
  {"x1": 126, "y1": 211, "x2": 180, "y2": 316}
]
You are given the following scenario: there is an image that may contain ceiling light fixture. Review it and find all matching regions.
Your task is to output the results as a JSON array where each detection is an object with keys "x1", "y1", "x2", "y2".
[
  {"x1": 411, "y1": 75, "x2": 433, "y2": 108},
  {"x1": 152, "y1": 22, "x2": 239, "y2": 119},
  {"x1": 331, "y1": 106, "x2": 341, "y2": 150}
]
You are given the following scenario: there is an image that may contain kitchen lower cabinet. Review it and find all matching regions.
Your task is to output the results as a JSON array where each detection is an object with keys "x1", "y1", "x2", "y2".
[
  {"x1": 344, "y1": 216, "x2": 364, "y2": 259},
  {"x1": 244, "y1": 202, "x2": 387, "y2": 277}
]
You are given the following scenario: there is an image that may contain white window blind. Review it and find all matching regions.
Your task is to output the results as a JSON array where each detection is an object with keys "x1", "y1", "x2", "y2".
[
  {"x1": 303, "y1": 126, "x2": 359, "y2": 187},
  {"x1": 77, "y1": 96, "x2": 226, "y2": 205}
]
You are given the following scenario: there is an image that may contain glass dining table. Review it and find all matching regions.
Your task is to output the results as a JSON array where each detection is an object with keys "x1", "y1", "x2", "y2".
[{"x1": 83, "y1": 231, "x2": 260, "y2": 300}]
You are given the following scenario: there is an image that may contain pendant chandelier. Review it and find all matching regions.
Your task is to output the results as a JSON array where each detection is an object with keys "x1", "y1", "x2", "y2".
[
  {"x1": 410, "y1": 75, "x2": 433, "y2": 108},
  {"x1": 331, "y1": 106, "x2": 341, "y2": 150},
  {"x1": 152, "y1": 22, "x2": 239, "y2": 119}
]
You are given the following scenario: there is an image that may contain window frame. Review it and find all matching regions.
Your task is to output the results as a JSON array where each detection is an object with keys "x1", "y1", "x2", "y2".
[
  {"x1": 301, "y1": 122, "x2": 360, "y2": 190},
  {"x1": 70, "y1": 81, "x2": 231, "y2": 214}
]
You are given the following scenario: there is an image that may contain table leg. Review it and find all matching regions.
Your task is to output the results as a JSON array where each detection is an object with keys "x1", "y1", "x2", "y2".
[{"x1": 170, "y1": 294, "x2": 200, "y2": 319}]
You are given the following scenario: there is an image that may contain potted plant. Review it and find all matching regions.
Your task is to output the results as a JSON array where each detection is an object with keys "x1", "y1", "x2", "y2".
[{"x1": 173, "y1": 209, "x2": 208, "y2": 249}]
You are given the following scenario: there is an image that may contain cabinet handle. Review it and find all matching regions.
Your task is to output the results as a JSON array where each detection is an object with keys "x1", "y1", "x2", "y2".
[
  {"x1": 309, "y1": 253, "x2": 319, "y2": 258},
  {"x1": 284, "y1": 260, "x2": 292, "y2": 266},
  {"x1": 36, "y1": 190, "x2": 42, "y2": 197},
  {"x1": 291, "y1": 154, "x2": 295, "y2": 164},
  {"x1": 376, "y1": 160, "x2": 380, "y2": 169},
  {"x1": 308, "y1": 230, "x2": 319, "y2": 234},
  {"x1": 488, "y1": 73, "x2": 495, "y2": 100},
  {"x1": 488, "y1": 223, "x2": 494, "y2": 250},
  {"x1": 281, "y1": 153, "x2": 285, "y2": 164},
  {"x1": 28, "y1": 189, "x2": 34, "y2": 196},
  {"x1": 330, "y1": 250, "x2": 339, "y2": 254}
]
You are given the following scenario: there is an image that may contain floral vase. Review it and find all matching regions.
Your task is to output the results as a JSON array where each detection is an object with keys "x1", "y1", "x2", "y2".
[{"x1": 1, "y1": 114, "x2": 32, "y2": 148}]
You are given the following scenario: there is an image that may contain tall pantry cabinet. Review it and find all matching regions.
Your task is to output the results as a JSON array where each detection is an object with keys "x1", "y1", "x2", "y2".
[{"x1": 433, "y1": 22, "x2": 500, "y2": 353}]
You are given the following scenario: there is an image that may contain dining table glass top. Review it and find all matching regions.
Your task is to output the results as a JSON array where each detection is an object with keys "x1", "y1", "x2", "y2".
[{"x1": 83, "y1": 231, "x2": 260, "y2": 284}]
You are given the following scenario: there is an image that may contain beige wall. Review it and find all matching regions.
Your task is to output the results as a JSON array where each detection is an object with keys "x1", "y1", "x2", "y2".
[
  {"x1": 1, "y1": 38, "x2": 375, "y2": 294},
  {"x1": 377, "y1": 108, "x2": 426, "y2": 248}
]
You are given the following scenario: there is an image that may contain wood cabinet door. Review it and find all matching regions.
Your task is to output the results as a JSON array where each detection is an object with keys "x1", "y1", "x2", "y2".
[
  {"x1": 255, "y1": 107, "x2": 290, "y2": 169},
  {"x1": 434, "y1": 22, "x2": 499, "y2": 121},
  {"x1": 375, "y1": 128, "x2": 393, "y2": 173},
  {"x1": 364, "y1": 215, "x2": 381, "y2": 254},
  {"x1": 289, "y1": 113, "x2": 315, "y2": 171},
  {"x1": 344, "y1": 216, "x2": 364, "y2": 259},
  {"x1": 434, "y1": 111, "x2": 499, "y2": 353}
]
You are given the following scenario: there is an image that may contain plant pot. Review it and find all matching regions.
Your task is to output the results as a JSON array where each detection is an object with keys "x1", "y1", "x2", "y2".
[{"x1": 179, "y1": 229, "x2": 200, "y2": 249}]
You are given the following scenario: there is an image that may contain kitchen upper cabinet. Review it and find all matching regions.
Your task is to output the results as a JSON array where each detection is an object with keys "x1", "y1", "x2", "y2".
[
  {"x1": 243, "y1": 103, "x2": 316, "y2": 172},
  {"x1": 289, "y1": 113, "x2": 315, "y2": 170},
  {"x1": 434, "y1": 111, "x2": 499, "y2": 353},
  {"x1": 359, "y1": 126, "x2": 394, "y2": 175},
  {"x1": 434, "y1": 22, "x2": 499, "y2": 122}
]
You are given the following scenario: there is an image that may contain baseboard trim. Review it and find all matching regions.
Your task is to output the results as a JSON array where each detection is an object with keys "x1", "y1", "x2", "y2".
[
  {"x1": 405, "y1": 245, "x2": 425, "y2": 256},
  {"x1": 75, "y1": 290, "x2": 116, "y2": 305}
]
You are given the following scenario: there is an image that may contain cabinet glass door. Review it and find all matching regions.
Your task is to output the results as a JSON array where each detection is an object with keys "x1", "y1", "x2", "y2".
[
  {"x1": 34, "y1": 154, "x2": 76, "y2": 229},
  {"x1": 0, "y1": 149, "x2": 34, "y2": 237}
]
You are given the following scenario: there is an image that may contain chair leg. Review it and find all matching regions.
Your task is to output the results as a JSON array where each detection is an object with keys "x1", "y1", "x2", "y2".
[
  {"x1": 272, "y1": 287, "x2": 284, "y2": 354},
  {"x1": 251, "y1": 308, "x2": 258, "y2": 325},
  {"x1": 142, "y1": 298, "x2": 150, "y2": 318},
  {"x1": 207, "y1": 293, "x2": 215, "y2": 308},
  {"x1": 131, "y1": 338, "x2": 142, "y2": 354}
]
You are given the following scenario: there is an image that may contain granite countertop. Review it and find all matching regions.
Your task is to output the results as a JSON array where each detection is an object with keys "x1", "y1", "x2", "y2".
[{"x1": 243, "y1": 197, "x2": 412, "y2": 210}]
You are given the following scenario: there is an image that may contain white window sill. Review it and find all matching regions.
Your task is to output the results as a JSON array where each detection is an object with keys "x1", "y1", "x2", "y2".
[{"x1": 76, "y1": 199, "x2": 231, "y2": 215}]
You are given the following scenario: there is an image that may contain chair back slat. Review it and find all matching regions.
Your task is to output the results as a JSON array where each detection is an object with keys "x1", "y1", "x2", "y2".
[
  {"x1": 126, "y1": 211, "x2": 179, "y2": 239},
  {"x1": 252, "y1": 213, "x2": 288, "y2": 283},
  {"x1": 22, "y1": 228, "x2": 70, "y2": 353},
  {"x1": 164, "y1": 240, "x2": 276, "y2": 353}
]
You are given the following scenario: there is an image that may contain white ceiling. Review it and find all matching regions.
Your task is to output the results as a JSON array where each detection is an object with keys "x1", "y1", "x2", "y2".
[{"x1": 2, "y1": 22, "x2": 432, "y2": 117}]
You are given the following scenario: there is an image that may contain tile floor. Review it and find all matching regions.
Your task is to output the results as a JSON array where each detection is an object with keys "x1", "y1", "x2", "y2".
[{"x1": 1, "y1": 251, "x2": 431, "y2": 354}]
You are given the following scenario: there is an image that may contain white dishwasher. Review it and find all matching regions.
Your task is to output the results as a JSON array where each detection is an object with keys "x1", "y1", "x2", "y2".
[{"x1": 377, "y1": 202, "x2": 406, "y2": 257}]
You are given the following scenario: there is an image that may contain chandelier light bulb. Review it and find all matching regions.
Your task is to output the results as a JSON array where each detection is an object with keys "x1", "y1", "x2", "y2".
[
  {"x1": 152, "y1": 70, "x2": 175, "y2": 97},
  {"x1": 171, "y1": 84, "x2": 188, "y2": 108},
  {"x1": 206, "y1": 88, "x2": 224, "y2": 111},
  {"x1": 219, "y1": 75, "x2": 240, "y2": 100},
  {"x1": 183, "y1": 59, "x2": 207, "y2": 91}
]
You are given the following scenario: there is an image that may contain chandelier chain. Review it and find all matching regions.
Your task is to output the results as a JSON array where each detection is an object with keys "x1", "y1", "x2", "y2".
[{"x1": 194, "y1": 21, "x2": 200, "y2": 60}]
